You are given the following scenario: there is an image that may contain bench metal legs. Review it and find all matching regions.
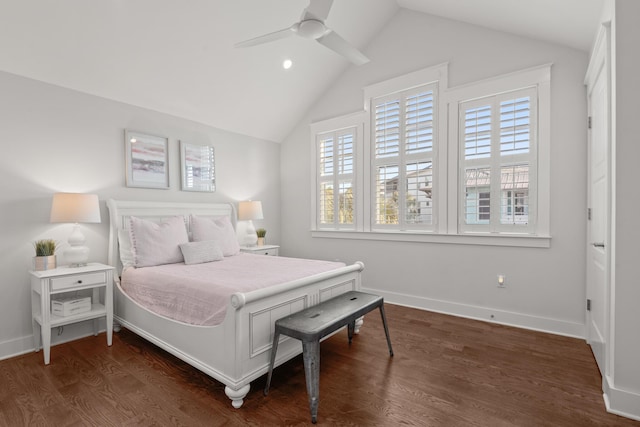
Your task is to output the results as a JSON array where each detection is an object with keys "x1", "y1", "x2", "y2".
[
  {"x1": 302, "y1": 340, "x2": 320, "y2": 423},
  {"x1": 348, "y1": 321, "x2": 355, "y2": 343},
  {"x1": 264, "y1": 331, "x2": 280, "y2": 396},
  {"x1": 265, "y1": 334, "x2": 323, "y2": 424},
  {"x1": 379, "y1": 304, "x2": 394, "y2": 357}
]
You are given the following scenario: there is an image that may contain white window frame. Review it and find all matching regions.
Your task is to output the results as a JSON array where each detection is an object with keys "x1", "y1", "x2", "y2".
[
  {"x1": 310, "y1": 63, "x2": 551, "y2": 248},
  {"x1": 446, "y1": 64, "x2": 551, "y2": 239},
  {"x1": 310, "y1": 112, "x2": 364, "y2": 231},
  {"x1": 458, "y1": 87, "x2": 537, "y2": 234},
  {"x1": 364, "y1": 63, "x2": 448, "y2": 234},
  {"x1": 370, "y1": 83, "x2": 438, "y2": 232}
]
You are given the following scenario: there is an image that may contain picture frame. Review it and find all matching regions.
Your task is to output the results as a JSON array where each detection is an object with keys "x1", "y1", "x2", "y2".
[
  {"x1": 124, "y1": 130, "x2": 170, "y2": 189},
  {"x1": 180, "y1": 141, "x2": 216, "y2": 192}
]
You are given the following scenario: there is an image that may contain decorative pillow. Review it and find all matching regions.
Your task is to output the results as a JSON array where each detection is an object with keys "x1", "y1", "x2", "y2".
[
  {"x1": 129, "y1": 216, "x2": 189, "y2": 267},
  {"x1": 118, "y1": 228, "x2": 134, "y2": 269},
  {"x1": 179, "y1": 240, "x2": 224, "y2": 265},
  {"x1": 190, "y1": 215, "x2": 240, "y2": 256}
]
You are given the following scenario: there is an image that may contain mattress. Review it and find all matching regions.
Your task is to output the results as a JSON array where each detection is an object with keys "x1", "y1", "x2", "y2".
[{"x1": 120, "y1": 253, "x2": 346, "y2": 326}]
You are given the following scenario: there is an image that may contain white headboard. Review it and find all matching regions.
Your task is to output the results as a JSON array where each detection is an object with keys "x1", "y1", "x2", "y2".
[{"x1": 106, "y1": 199, "x2": 236, "y2": 274}]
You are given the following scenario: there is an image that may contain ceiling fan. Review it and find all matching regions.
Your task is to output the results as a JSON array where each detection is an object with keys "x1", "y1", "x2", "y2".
[{"x1": 234, "y1": 0, "x2": 370, "y2": 66}]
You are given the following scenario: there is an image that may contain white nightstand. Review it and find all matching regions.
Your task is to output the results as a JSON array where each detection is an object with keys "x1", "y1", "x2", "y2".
[
  {"x1": 240, "y1": 244, "x2": 280, "y2": 256},
  {"x1": 30, "y1": 262, "x2": 115, "y2": 365}
]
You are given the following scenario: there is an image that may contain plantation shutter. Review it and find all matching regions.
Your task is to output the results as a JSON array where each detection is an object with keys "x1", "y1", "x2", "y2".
[
  {"x1": 459, "y1": 87, "x2": 536, "y2": 233},
  {"x1": 316, "y1": 127, "x2": 356, "y2": 229},
  {"x1": 372, "y1": 83, "x2": 436, "y2": 230}
]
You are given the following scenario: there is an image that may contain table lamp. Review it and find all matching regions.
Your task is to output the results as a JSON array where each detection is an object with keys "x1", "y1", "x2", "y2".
[
  {"x1": 50, "y1": 193, "x2": 101, "y2": 267},
  {"x1": 238, "y1": 200, "x2": 263, "y2": 246}
]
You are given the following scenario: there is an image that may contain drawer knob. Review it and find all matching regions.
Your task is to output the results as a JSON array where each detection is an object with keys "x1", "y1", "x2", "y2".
[{"x1": 77, "y1": 280, "x2": 83, "y2": 284}]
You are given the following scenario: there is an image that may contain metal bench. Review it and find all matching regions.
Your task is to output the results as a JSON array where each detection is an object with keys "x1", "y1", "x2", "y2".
[{"x1": 264, "y1": 290, "x2": 394, "y2": 423}]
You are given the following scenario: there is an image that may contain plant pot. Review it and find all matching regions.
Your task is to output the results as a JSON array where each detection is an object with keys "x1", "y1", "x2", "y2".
[
  {"x1": 34, "y1": 255, "x2": 56, "y2": 271},
  {"x1": 257, "y1": 237, "x2": 265, "y2": 246}
]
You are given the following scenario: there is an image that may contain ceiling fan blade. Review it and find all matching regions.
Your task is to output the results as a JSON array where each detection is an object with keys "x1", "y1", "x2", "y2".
[
  {"x1": 235, "y1": 26, "x2": 295, "y2": 48},
  {"x1": 301, "y1": 0, "x2": 334, "y2": 21},
  {"x1": 317, "y1": 30, "x2": 369, "y2": 65}
]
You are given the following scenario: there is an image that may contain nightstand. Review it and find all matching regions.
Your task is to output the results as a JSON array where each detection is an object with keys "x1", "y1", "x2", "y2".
[
  {"x1": 240, "y1": 244, "x2": 280, "y2": 256},
  {"x1": 30, "y1": 263, "x2": 114, "y2": 365}
]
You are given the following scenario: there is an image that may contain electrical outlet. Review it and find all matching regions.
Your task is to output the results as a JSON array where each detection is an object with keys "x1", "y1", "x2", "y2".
[{"x1": 497, "y1": 274, "x2": 506, "y2": 287}]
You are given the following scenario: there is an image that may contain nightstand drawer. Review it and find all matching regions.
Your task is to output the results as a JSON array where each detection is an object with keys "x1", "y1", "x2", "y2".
[
  {"x1": 258, "y1": 248, "x2": 279, "y2": 256},
  {"x1": 240, "y1": 244, "x2": 280, "y2": 256},
  {"x1": 50, "y1": 272, "x2": 106, "y2": 291}
]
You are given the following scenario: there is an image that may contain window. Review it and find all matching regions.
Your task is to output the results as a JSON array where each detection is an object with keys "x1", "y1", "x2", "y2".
[
  {"x1": 458, "y1": 88, "x2": 537, "y2": 233},
  {"x1": 310, "y1": 64, "x2": 550, "y2": 247},
  {"x1": 372, "y1": 85, "x2": 436, "y2": 231},
  {"x1": 314, "y1": 124, "x2": 358, "y2": 230}
]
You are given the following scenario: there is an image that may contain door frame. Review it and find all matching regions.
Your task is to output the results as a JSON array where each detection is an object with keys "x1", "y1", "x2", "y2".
[{"x1": 584, "y1": 23, "x2": 612, "y2": 377}]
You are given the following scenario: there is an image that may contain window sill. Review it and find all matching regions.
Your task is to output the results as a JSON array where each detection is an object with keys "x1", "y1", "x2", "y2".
[{"x1": 310, "y1": 230, "x2": 551, "y2": 248}]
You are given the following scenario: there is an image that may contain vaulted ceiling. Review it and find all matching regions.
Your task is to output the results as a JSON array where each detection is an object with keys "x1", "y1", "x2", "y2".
[{"x1": 0, "y1": 0, "x2": 603, "y2": 142}]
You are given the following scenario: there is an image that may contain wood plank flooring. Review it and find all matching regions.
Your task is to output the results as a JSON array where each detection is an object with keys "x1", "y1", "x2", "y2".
[{"x1": 1, "y1": 304, "x2": 638, "y2": 426}]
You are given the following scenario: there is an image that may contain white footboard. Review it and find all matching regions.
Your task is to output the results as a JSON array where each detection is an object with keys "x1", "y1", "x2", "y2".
[{"x1": 114, "y1": 261, "x2": 364, "y2": 408}]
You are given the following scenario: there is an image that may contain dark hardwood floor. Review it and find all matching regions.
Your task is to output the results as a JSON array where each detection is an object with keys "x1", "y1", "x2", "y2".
[{"x1": 1, "y1": 304, "x2": 637, "y2": 426}]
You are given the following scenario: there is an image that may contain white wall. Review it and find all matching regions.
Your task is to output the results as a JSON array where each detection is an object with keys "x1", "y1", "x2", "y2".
[
  {"x1": 606, "y1": 0, "x2": 640, "y2": 418},
  {"x1": 281, "y1": 9, "x2": 589, "y2": 336},
  {"x1": 0, "y1": 71, "x2": 281, "y2": 359},
  {"x1": 613, "y1": 0, "x2": 640, "y2": 396}
]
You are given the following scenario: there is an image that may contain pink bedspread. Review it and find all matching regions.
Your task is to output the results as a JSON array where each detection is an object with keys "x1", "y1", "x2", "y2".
[{"x1": 120, "y1": 254, "x2": 346, "y2": 326}]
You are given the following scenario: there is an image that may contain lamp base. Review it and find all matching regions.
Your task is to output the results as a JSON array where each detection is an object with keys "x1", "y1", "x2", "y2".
[
  {"x1": 242, "y1": 220, "x2": 258, "y2": 247},
  {"x1": 65, "y1": 224, "x2": 90, "y2": 266},
  {"x1": 64, "y1": 245, "x2": 90, "y2": 267}
]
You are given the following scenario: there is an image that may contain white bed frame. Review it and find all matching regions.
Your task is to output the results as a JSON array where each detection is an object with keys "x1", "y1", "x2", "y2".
[{"x1": 106, "y1": 199, "x2": 363, "y2": 408}]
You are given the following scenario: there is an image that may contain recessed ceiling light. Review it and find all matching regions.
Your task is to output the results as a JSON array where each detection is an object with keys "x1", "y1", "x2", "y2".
[{"x1": 283, "y1": 59, "x2": 293, "y2": 70}]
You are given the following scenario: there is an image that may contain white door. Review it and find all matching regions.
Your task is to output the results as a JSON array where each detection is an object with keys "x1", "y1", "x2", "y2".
[{"x1": 585, "y1": 25, "x2": 610, "y2": 376}]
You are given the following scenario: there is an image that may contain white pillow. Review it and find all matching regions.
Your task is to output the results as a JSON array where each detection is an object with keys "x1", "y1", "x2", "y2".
[
  {"x1": 118, "y1": 228, "x2": 134, "y2": 269},
  {"x1": 129, "y1": 216, "x2": 189, "y2": 267},
  {"x1": 179, "y1": 240, "x2": 224, "y2": 265},
  {"x1": 190, "y1": 215, "x2": 240, "y2": 256}
]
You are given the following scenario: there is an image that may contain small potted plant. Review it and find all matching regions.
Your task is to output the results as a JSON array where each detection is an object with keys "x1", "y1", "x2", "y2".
[
  {"x1": 256, "y1": 228, "x2": 267, "y2": 246},
  {"x1": 33, "y1": 239, "x2": 57, "y2": 271}
]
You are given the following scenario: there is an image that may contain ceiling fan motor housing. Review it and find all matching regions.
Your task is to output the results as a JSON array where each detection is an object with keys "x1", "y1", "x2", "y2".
[{"x1": 295, "y1": 19, "x2": 327, "y2": 39}]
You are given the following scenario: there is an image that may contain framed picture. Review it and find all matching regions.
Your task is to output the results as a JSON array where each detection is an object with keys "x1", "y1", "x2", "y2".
[
  {"x1": 124, "y1": 130, "x2": 170, "y2": 189},
  {"x1": 180, "y1": 141, "x2": 216, "y2": 192}
]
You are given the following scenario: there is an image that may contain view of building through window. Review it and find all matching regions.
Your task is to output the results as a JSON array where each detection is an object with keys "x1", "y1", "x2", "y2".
[{"x1": 462, "y1": 93, "x2": 533, "y2": 228}]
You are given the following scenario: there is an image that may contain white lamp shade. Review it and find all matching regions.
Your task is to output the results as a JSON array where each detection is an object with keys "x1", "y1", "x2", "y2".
[
  {"x1": 50, "y1": 193, "x2": 101, "y2": 223},
  {"x1": 49, "y1": 193, "x2": 100, "y2": 267},
  {"x1": 238, "y1": 200, "x2": 263, "y2": 221}
]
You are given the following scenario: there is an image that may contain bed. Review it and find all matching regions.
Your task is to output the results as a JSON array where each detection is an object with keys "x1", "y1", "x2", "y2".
[{"x1": 106, "y1": 199, "x2": 364, "y2": 408}]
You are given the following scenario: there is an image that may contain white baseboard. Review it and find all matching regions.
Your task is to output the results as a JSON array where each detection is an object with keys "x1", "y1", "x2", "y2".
[
  {"x1": 603, "y1": 375, "x2": 640, "y2": 421},
  {"x1": 363, "y1": 287, "x2": 585, "y2": 339},
  {"x1": 0, "y1": 320, "x2": 107, "y2": 361},
  {"x1": 0, "y1": 334, "x2": 35, "y2": 361}
]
